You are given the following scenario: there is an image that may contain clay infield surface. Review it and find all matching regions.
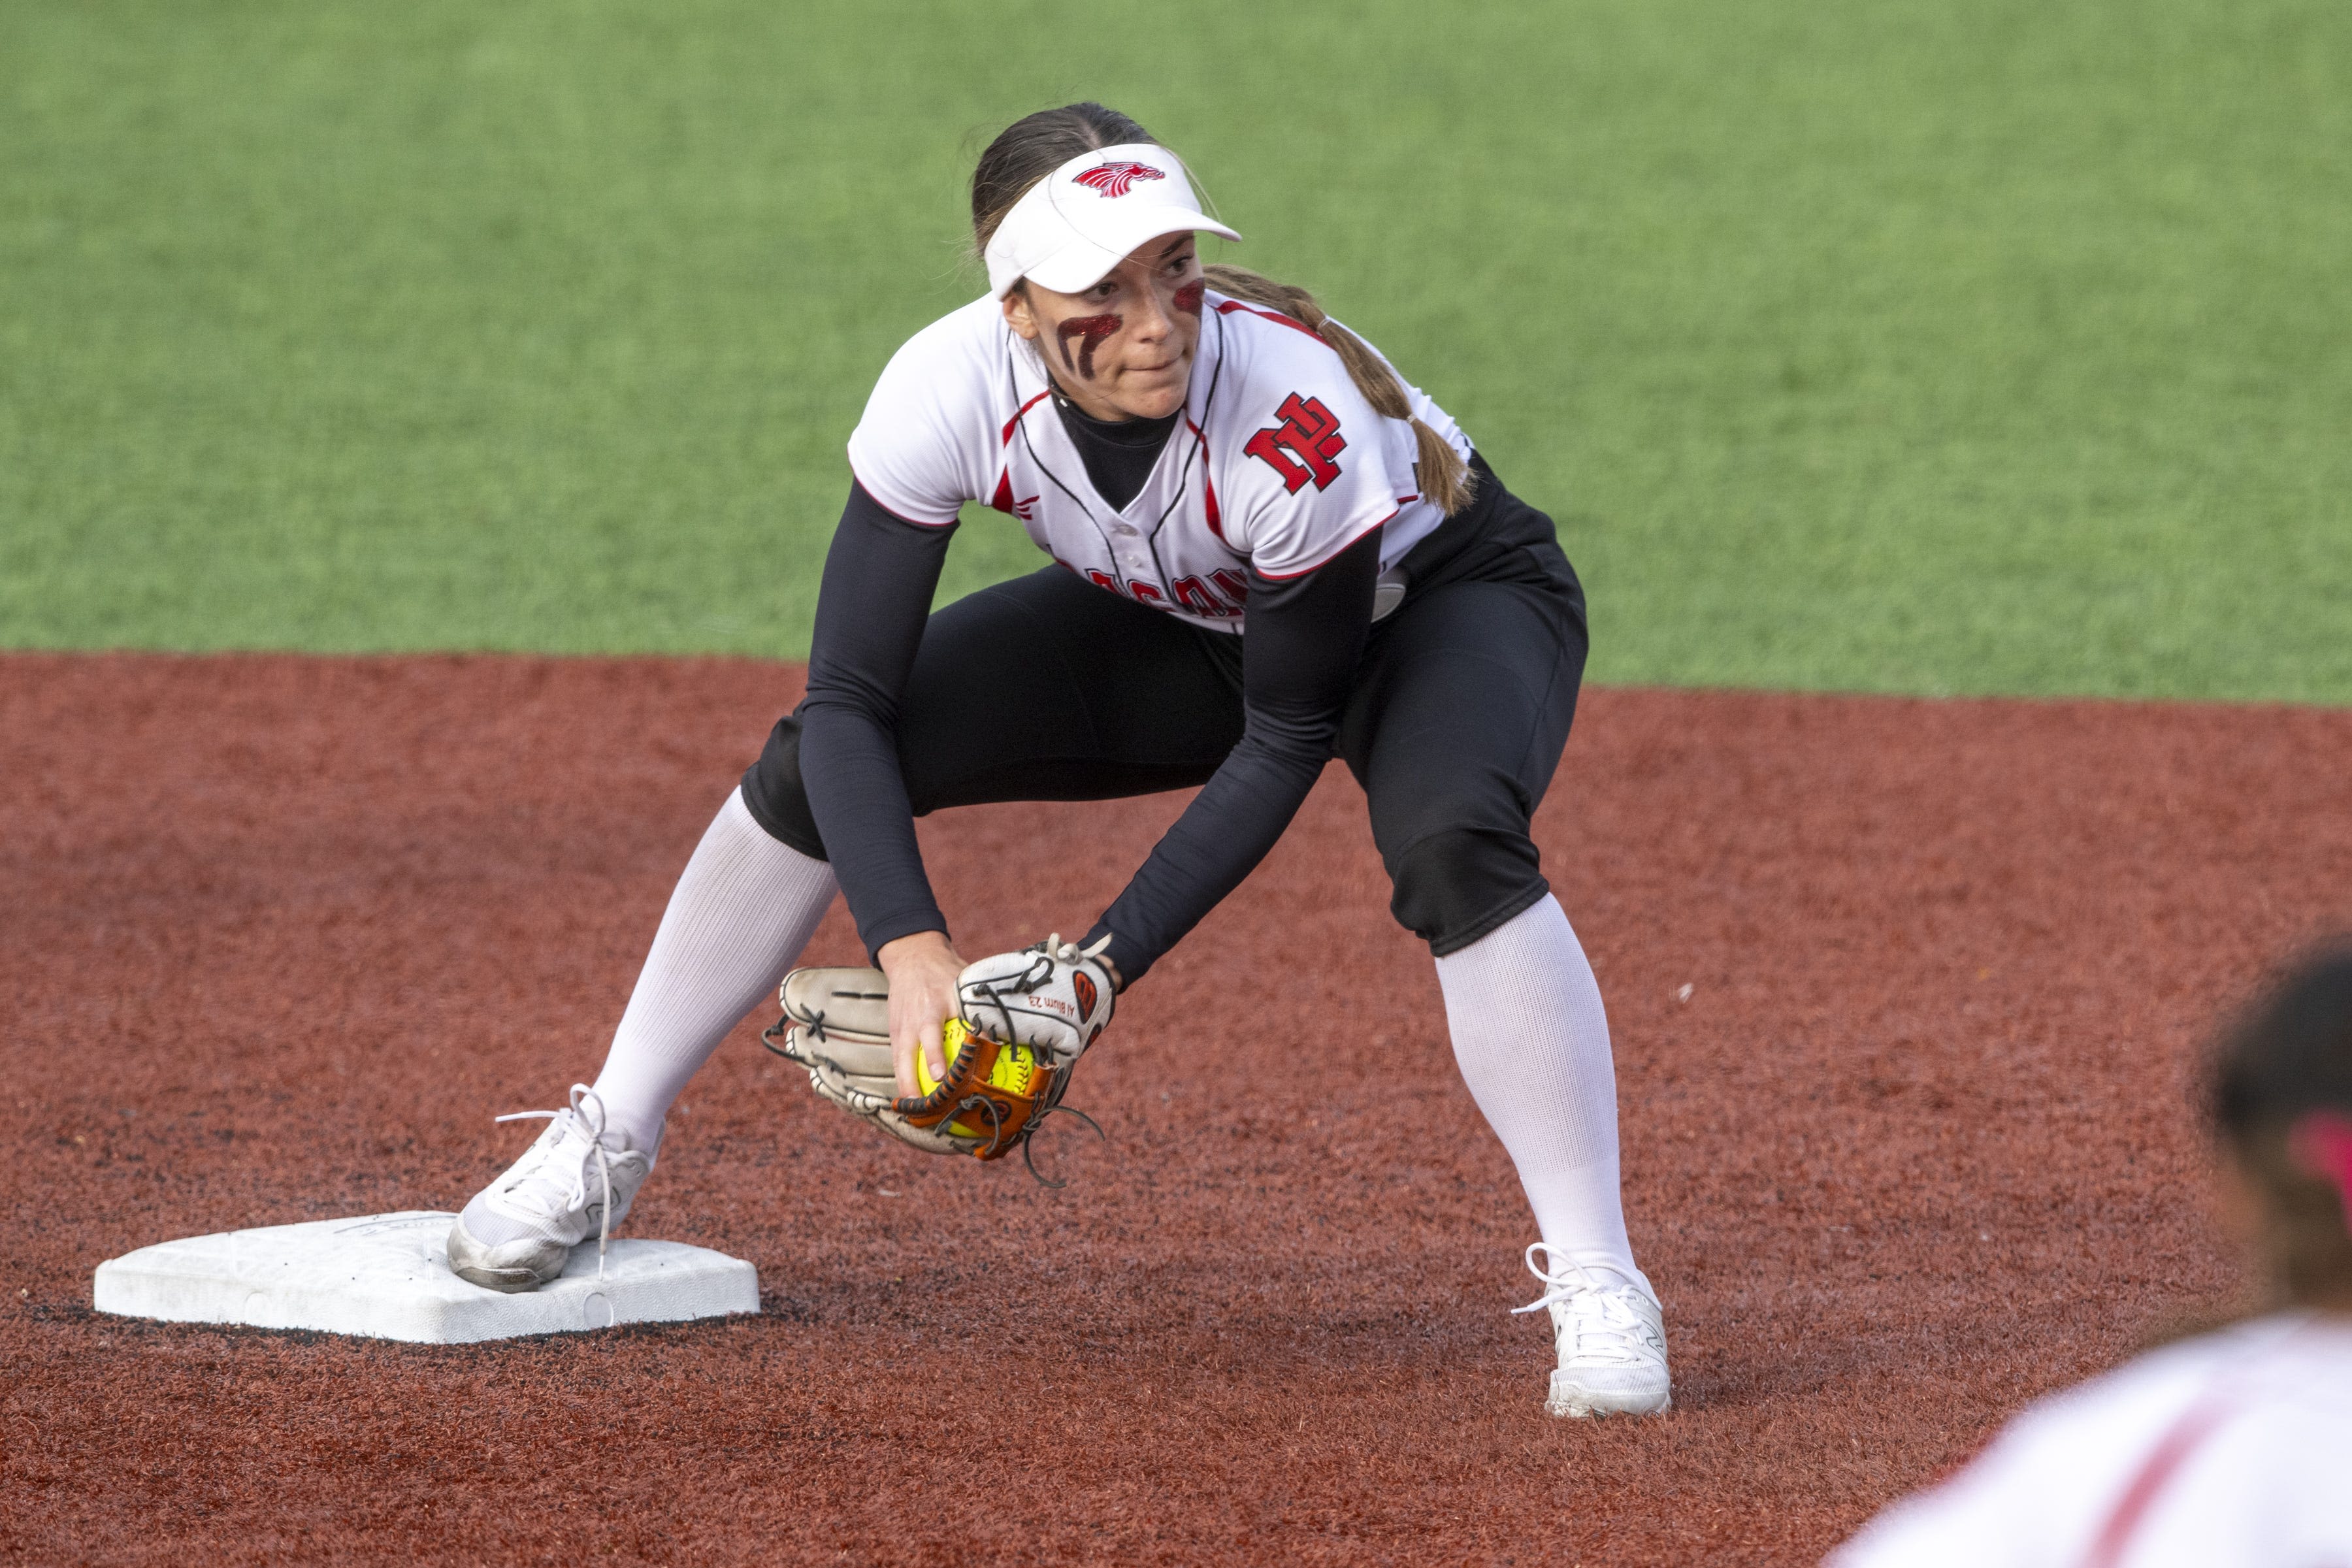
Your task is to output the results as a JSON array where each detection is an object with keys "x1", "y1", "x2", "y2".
[{"x1": 7, "y1": 654, "x2": 2352, "y2": 1564}]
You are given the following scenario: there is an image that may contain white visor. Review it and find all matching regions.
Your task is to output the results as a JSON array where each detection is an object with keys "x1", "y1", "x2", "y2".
[{"x1": 984, "y1": 143, "x2": 1241, "y2": 301}]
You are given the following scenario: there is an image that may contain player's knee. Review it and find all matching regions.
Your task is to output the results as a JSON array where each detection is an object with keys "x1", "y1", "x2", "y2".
[
  {"x1": 738, "y1": 714, "x2": 830, "y2": 861},
  {"x1": 1388, "y1": 826, "x2": 1548, "y2": 956}
]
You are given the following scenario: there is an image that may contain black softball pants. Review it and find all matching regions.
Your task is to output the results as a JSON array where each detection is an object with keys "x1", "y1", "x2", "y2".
[{"x1": 745, "y1": 466, "x2": 1588, "y2": 956}]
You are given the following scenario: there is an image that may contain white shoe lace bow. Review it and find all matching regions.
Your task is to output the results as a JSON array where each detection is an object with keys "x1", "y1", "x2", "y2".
[
  {"x1": 494, "y1": 1084, "x2": 621, "y2": 1280},
  {"x1": 1511, "y1": 1242, "x2": 1662, "y2": 1366}
]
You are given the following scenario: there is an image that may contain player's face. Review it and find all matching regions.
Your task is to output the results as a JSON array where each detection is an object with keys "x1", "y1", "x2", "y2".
[{"x1": 1002, "y1": 234, "x2": 1206, "y2": 422}]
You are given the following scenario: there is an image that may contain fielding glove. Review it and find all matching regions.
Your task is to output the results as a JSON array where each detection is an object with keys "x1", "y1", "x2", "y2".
[{"x1": 766, "y1": 958, "x2": 1104, "y2": 1182}]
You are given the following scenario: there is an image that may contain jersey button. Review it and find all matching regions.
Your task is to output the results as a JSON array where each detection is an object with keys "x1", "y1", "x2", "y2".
[{"x1": 1113, "y1": 523, "x2": 1139, "y2": 536}]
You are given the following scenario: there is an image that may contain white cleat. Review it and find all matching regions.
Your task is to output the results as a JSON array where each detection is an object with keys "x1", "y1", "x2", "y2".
[
  {"x1": 446, "y1": 1085, "x2": 654, "y2": 1294},
  {"x1": 1514, "y1": 1243, "x2": 1673, "y2": 1418}
]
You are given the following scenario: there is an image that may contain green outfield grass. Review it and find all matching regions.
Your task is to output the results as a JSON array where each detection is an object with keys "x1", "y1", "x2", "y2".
[{"x1": 3, "y1": 0, "x2": 2347, "y2": 700}]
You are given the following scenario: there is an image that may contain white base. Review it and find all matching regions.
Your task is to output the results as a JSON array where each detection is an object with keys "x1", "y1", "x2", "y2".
[{"x1": 91, "y1": 1211, "x2": 759, "y2": 1343}]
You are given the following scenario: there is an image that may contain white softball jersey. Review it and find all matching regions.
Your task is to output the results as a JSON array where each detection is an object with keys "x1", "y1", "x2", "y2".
[
  {"x1": 845, "y1": 288, "x2": 1473, "y2": 631},
  {"x1": 1831, "y1": 1313, "x2": 2352, "y2": 1567}
]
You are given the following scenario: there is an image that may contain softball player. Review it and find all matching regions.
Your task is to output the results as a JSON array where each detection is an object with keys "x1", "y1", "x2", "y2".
[
  {"x1": 1833, "y1": 949, "x2": 2352, "y2": 1564},
  {"x1": 448, "y1": 103, "x2": 1670, "y2": 1418}
]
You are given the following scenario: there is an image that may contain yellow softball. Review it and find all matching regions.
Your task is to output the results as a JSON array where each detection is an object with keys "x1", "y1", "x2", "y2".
[{"x1": 915, "y1": 1016, "x2": 1043, "y2": 1100}]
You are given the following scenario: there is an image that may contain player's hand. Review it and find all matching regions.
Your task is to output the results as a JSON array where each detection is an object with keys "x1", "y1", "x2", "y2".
[{"x1": 876, "y1": 930, "x2": 968, "y2": 1097}]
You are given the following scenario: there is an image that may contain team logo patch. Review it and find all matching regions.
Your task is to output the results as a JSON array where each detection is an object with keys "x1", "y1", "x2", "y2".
[
  {"x1": 1244, "y1": 393, "x2": 1347, "y2": 493},
  {"x1": 1073, "y1": 972, "x2": 1098, "y2": 1018},
  {"x1": 1073, "y1": 162, "x2": 1165, "y2": 199}
]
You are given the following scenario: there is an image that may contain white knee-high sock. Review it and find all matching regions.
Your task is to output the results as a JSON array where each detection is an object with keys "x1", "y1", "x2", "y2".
[
  {"x1": 1434, "y1": 894, "x2": 1648, "y2": 1292},
  {"x1": 585, "y1": 788, "x2": 838, "y2": 1153}
]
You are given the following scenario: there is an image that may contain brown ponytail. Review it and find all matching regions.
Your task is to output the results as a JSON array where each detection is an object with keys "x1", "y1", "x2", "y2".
[{"x1": 1203, "y1": 264, "x2": 1475, "y2": 517}]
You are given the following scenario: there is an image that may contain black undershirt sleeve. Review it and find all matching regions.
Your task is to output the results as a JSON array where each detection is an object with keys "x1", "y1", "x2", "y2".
[
  {"x1": 1085, "y1": 527, "x2": 1382, "y2": 984},
  {"x1": 798, "y1": 481, "x2": 957, "y2": 958},
  {"x1": 801, "y1": 476, "x2": 1379, "y2": 980}
]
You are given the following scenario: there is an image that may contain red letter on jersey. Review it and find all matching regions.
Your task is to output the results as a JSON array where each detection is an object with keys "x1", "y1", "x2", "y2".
[
  {"x1": 1243, "y1": 393, "x2": 1347, "y2": 493},
  {"x1": 1171, "y1": 576, "x2": 1235, "y2": 617}
]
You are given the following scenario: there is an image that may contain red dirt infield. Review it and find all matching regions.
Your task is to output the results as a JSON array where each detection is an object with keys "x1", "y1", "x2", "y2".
[{"x1": 7, "y1": 653, "x2": 2351, "y2": 1565}]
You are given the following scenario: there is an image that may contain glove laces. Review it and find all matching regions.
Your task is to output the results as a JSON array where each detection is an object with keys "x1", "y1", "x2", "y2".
[
  {"x1": 972, "y1": 934, "x2": 1115, "y2": 1187},
  {"x1": 994, "y1": 932, "x2": 1115, "y2": 1005},
  {"x1": 1039, "y1": 932, "x2": 1114, "y2": 965},
  {"x1": 968, "y1": 932, "x2": 1115, "y2": 1050},
  {"x1": 494, "y1": 1084, "x2": 618, "y2": 1281},
  {"x1": 1511, "y1": 1243, "x2": 1658, "y2": 1365}
]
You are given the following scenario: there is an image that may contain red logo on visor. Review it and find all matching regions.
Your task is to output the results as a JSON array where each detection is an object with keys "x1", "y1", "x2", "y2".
[{"x1": 1073, "y1": 162, "x2": 1166, "y2": 198}]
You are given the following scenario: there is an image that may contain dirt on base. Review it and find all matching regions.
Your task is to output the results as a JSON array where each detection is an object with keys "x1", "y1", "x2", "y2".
[{"x1": 5, "y1": 653, "x2": 2351, "y2": 1565}]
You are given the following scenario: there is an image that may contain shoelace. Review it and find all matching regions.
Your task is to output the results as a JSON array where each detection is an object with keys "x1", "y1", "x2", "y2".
[
  {"x1": 495, "y1": 1084, "x2": 618, "y2": 1281},
  {"x1": 1510, "y1": 1242, "x2": 1659, "y2": 1366}
]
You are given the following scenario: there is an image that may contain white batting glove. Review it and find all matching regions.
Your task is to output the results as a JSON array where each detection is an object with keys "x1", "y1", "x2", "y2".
[{"x1": 956, "y1": 934, "x2": 1117, "y2": 1069}]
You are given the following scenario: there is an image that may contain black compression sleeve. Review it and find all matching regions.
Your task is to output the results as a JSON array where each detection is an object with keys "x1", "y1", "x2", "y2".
[
  {"x1": 798, "y1": 482, "x2": 956, "y2": 958},
  {"x1": 1085, "y1": 528, "x2": 1382, "y2": 983}
]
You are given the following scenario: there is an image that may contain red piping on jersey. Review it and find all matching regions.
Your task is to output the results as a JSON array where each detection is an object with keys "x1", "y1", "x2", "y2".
[
  {"x1": 990, "y1": 390, "x2": 1054, "y2": 517},
  {"x1": 1215, "y1": 299, "x2": 1327, "y2": 344},
  {"x1": 1001, "y1": 389, "x2": 1052, "y2": 446},
  {"x1": 845, "y1": 468, "x2": 957, "y2": 529},
  {"x1": 1252, "y1": 509, "x2": 1396, "y2": 582},
  {"x1": 1185, "y1": 416, "x2": 1224, "y2": 541},
  {"x1": 990, "y1": 469, "x2": 1041, "y2": 520},
  {"x1": 2080, "y1": 1399, "x2": 2233, "y2": 1568}
]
